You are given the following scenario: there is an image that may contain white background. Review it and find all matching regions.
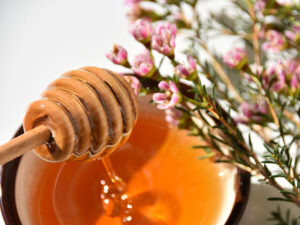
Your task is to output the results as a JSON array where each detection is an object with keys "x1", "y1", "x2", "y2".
[{"x1": 0, "y1": 0, "x2": 299, "y2": 224}]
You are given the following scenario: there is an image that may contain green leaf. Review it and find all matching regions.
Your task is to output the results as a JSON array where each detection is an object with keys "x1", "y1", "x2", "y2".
[
  {"x1": 209, "y1": 134, "x2": 229, "y2": 145},
  {"x1": 175, "y1": 106, "x2": 191, "y2": 115},
  {"x1": 269, "y1": 173, "x2": 286, "y2": 179},
  {"x1": 264, "y1": 143, "x2": 274, "y2": 154},
  {"x1": 212, "y1": 84, "x2": 216, "y2": 99},
  {"x1": 288, "y1": 158, "x2": 293, "y2": 168},
  {"x1": 267, "y1": 197, "x2": 292, "y2": 202},
  {"x1": 280, "y1": 190, "x2": 299, "y2": 197},
  {"x1": 192, "y1": 104, "x2": 210, "y2": 110},
  {"x1": 262, "y1": 160, "x2": 277, "y2": 164},
  {"x1": 248, "y1": 133, "x2": 253, "y2": 151},
  {"x1": 192, "y1": 145, "x2": 211, "y2": 153},
  {"x1": 198, "y1": 152, "x2": 215, "y2": 160}
]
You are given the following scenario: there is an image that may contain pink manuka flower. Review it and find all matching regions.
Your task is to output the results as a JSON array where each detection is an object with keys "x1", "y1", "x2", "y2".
[
  {"x1": 124, "y1": 76, "x2": 141, "y2": 95},
  {"x1": 285, "y1": 24, "x2": 300, "y2": 43},
  {"x1": 165, "y1": 107, "x2": 182, "y2": 127},
  {"x1": 262, "y1": 60, "x2": 300, "y2": 92},
  {"x1": 106, "y1": 44, "x2": 128, "y2": 66},
  {"x1": 153, "y1": 81, "x2": 180, "y2": 110},
  {"x1": 132, "y1": 50, "x2": 155, "y2": 76},
  {"x1": 287, "y1": 59, "x2": 300, "y2": 79},
  {"x1": 174, "y1": 64, "x2": 190, "y2": 77},
  {"x1": 151, "y1": 22, "x2": 177, "y2": 55},
  {"x1": 174, "y1": 55, "x2": 197, "y2": 78},
  {"x1": 254, "y1": 0, "x2": 266, "y2": 13},
  {"x1": 129, "y1": 18, "x2": 152, "y2": 43},
  {"x1": 286, "y1": 59, "x2": 300, "y2": 90},
  {"x1": 223, "y1": 47, "x2": 248, "y2": 69},
  {"x1": 263, "y1": 62, "x2": 286, "y2": 92},
  {"x1": 262, "y1": 30, "x2": 287, "y2": 52},
  {"x1": 235, "y1": 100, "x2": 269, "y2": 124}
]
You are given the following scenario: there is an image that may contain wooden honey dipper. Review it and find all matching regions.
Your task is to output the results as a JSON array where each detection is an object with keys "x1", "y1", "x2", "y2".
[{"x1": 0, "y1": 67, "x2": 138, "y2": 165}]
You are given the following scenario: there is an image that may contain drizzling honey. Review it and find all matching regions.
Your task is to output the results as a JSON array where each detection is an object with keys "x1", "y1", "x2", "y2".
[
  {"x1": 15, "y1": 97, "x2": 238, "y2": 225},
  {"x1": 100, "y1": 157, "x2": 133, "y2": 223}
]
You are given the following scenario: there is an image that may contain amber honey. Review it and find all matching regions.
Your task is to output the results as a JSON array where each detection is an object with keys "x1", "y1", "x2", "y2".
[{"x1": 15, "y1": 97, "x2": 238, "y2": 225}]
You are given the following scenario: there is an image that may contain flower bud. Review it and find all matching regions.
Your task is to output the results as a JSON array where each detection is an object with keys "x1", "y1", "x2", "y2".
[
  {"x1": 263, "y1": 63, "x2": 286, "y2": 92},
  {"x1": 254, "y1": 0, "x2": 266, "y2": 14},
  {"x1": 262, "y1": 30, "x2": 287, "y2": 52},
  {"x1": 235, "y1": 100, "x2": 269, "y2": 124},
  {"x1": 285, "y1": 24, "x2": 300, "y2": 44},
  {"x1": 174, "y1": 64, "x2": 190, "y2": 77},
  {"x1": 223, "y1": 47, "x2": 248, "y2": 69},
  {"x1": 132, "y1": 50, "x2": 155, "y2": 77},
  {"x1": 106, "y1": 44, "x2": 129, "y2": 66},
  {"x1": 129, "y1": 19, "x2": 152, "y2": 43},
  {"x1": 174, "y1": 55, "x2": 197, "y2": 78},
  {"x1": 187, "y1": 55, "x2": 197, "y2": 72},
  {"x1": 151, "y1": 22, "x2": 177, "y2": 55}
]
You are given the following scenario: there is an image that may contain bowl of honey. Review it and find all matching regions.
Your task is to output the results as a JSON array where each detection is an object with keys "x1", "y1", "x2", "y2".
[{"x1": 0, "y1": 96, "x2": 250, "y2": 225}]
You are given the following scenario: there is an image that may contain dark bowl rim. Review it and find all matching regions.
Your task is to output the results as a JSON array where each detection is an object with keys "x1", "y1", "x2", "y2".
[{"x1": 0, "y1": 126, "x2": 250, "y2": 225}]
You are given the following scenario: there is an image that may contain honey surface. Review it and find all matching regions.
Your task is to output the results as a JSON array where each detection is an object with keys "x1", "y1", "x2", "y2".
[{"x1": 16, "y1": 97, "x2": 237, "y2": 225}]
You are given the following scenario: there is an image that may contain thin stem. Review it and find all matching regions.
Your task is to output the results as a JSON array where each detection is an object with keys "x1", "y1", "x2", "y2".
[
  {"x1": 248, "y1": 3, "x2": 261, "y2": 65},
  {"x1": 268, "y1": 99, "x2": 280, "y2": 127}
]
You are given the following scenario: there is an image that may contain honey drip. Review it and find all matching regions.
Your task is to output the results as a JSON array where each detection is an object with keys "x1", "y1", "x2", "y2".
[{"x1": 100, "y1": 157, "x2": 133, "y2": 223}]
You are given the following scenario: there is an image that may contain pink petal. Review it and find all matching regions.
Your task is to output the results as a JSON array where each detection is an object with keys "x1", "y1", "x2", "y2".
[
  {"x1": 291, "y1": 75, "x2": 298, "y2": 89},
  {"x1": 161, "y1": 45, "x2": 172, "y2": 55},
  {"x1": 158, "y1": 81, "x2": 170, "y2": 90},
  {"x1": 169, "y1": 94, "x2": 179, "y2": 106},
  {"x1": 136, "y1": 64, "x2": 150, "y2": 76},
  {"x1": 153, "y1": 93, "x2": 167, "y2": 103},
  {"x1": 169, "y1": 81, "x2": 179, "y2": 93},
  {"x1": 170, "y1": 24, "x2": 177, "y2": 36},
  {"x1": 187, "y1": 55, "x2": 197, "y2": 71},
  {"x1": 241, "y1": 102, "x2": 252, "y2": 118},
  {"x1": 175, "y1": 64, "x2": 190, "y2": 77},
  {"x1": 258, "y1": 101, "x2": 268, "y2": 114}
]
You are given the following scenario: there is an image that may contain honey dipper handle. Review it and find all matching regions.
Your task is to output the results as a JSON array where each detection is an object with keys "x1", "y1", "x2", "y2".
[{"x1": 0, "y1": 125, "x2": 51, "y2": 165}]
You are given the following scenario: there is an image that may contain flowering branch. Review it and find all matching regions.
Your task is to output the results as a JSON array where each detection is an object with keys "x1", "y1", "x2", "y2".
[{"x1": 107, "y1": 0, "x2": 300, "y2": 218}]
